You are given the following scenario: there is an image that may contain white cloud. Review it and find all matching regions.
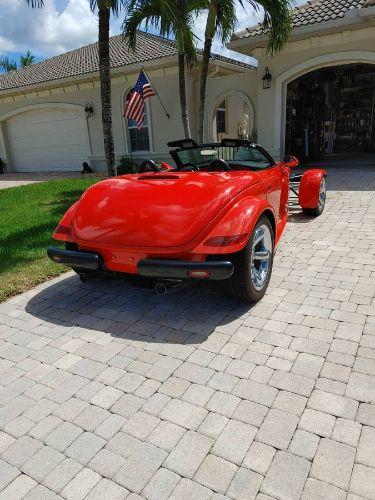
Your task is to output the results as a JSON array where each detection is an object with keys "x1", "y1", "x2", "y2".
[
  {"x1": 0, "y1": 0, "x2": 306, "y2": 60},
  {"x1": 0, "y1": 0, "x2": 97, "y2": 57}
]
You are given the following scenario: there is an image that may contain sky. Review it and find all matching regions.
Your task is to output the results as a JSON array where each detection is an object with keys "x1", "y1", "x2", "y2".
[{"x1": 0, "y1": 0, "x2": 305, "y2": 66}]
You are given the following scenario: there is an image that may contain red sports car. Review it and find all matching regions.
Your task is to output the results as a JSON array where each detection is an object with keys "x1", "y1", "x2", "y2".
[{"x1": 48, "y1": 139, "x2": 326, "y2": 302}]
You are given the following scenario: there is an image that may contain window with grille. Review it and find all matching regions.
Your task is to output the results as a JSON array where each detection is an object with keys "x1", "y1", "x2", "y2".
[
  {"x1": 125, "y1": 90, "x2": 151, "y2": 152},
  {"x1": 216, "y1": 100, "x2": 227, "y2": 135}
]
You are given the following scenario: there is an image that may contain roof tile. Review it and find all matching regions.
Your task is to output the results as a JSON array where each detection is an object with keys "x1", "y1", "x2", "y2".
[
  {"x1": 0, "y1": 31, "x2": 254, "y2": 93},
  {"x1": 234, "y1": 0, "x2": 367, "y2": 40}
]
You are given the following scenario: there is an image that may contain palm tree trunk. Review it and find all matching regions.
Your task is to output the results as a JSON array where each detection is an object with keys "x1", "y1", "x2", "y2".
[
  {"x1": 178, "y1": 53, "x2": 191, "y2": 139},
  {"x1": 198, "y1": 36, "x2": 212, "y2": 144},
  {"x1": 98, "y1": 7, "x2": 116, "y2": 177}
]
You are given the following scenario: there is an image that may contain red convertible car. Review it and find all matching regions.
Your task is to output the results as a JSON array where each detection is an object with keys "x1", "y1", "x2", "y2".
[{"x1": 48, "y1": 139, "x2": 326, "y2": 302}]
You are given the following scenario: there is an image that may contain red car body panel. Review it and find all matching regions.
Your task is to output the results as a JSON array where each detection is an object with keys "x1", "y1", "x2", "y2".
[
  {"x1": 71, "y1": 171, "x2": 261, "y2": 248},
  {"x1": 299, "y1": 169, "x2": 326, "y2": 209},
  {"x1": 52, "y1": 145, "x2": 326, "y2": 277}
]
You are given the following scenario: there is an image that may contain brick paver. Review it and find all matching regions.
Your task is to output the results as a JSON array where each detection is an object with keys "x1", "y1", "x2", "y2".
[{"x1": 0, "y1": 167, "x2": 374, "y2": 498}]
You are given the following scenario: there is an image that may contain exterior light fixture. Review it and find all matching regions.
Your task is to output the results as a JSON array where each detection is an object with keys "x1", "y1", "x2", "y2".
[
  {"x1": 85, "y1": 103, "x2": 94, "y2": 116},
  {"x1": 262, "y1": 67, "x2": 272, "y2": 89}
]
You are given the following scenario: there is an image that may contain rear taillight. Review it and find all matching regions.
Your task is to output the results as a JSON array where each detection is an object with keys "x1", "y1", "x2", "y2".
[
  {"x1": 187, "y1": 270, "x2": 211, "y2": 279},
  {"x1": 53, "y1": 223, "x2": 71, "y2": 241},
  {"x1": 204, "y1": 234, "x2": 248, "y2": 247},
  {"x1": 55, "y1": 224, "x2": 70, "y2": 235}
]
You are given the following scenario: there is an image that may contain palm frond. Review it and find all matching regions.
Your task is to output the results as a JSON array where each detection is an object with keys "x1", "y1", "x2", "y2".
[
  {"x1": 123, "y1": 3, "x2": 168, "y2": 49},
  {"x1": 123, "y1": 0, "x2": 200, "y2": 66},
  {"x1": 256, "y1": 0, "x2": 293, "y2": 54},
  {"x1": 24, "y1": 0, "x2": 44, "y2": 7},
  {"x1": 213, "y1": 0, "x2": 237, "y2": 43},
  {"x1": 19, "y1": 50, "x2": 35, "y2": 67},
  {"x1": 89, "y1": 0, "x2": 128, "y2": 17},
  {"x1": 0, "y1": 57, "x2": 18, "y2": 73}
]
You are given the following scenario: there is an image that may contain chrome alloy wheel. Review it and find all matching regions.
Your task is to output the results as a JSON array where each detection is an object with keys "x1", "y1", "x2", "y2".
[
  {"x1": 250, "y1": 224, "x2": 273, "y2": 291},
  {"x1": 318, "y1": 177, "x2": 327, "y2": 211}
]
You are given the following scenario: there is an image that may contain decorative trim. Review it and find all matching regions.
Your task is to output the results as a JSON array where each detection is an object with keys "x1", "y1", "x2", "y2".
[{"x1": 0, "y1": 102, "x2": 86, "y2": 122}]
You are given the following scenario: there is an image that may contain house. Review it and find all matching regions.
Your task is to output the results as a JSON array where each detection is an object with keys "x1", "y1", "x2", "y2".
[
  {"x1": 228, "y1": 0, "x2": 375, "y2": 161},
  {"x1": 0, "y1": 31, "x2": 254, "y2": 172},
  {"x1": 1, "y1": 0, "x2": 374, "y2": 172}
]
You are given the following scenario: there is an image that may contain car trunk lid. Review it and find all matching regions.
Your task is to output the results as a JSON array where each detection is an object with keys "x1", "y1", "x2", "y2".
[{"x1": 72, "y1": 171, "x2": 260, "y2": 248}]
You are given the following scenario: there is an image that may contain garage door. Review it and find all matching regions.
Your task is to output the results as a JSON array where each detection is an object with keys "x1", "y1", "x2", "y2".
[{"x1": 7, "y1": 106, "x2": 89, "y2": 172}]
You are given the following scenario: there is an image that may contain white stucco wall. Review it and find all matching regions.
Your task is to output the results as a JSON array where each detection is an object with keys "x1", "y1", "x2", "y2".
[
  {"x1": 0, "y1": 66, "x2": 188, "y2": 171},
  {"x1": 201, "y1": 72, "x2": 258, "y2": 143},
  {"x1": 0, "y1": 64, "x2": 259, "y2": 172}
]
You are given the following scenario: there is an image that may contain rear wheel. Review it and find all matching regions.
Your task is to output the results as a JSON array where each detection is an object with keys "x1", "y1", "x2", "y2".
[
  {"x1": 302, "y1": 176, "x2": 326, "y2": 216},
  {"x1": 226, "y1": 215, "x2": 274, "y2": 302}
]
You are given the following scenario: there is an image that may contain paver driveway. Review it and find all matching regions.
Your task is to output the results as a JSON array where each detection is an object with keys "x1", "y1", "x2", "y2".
[{"x1": 0, "y1": 167, "x2": 374, "y2": 500}]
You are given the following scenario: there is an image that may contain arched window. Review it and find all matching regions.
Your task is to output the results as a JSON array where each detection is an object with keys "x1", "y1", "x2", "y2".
[
  {"x1": 216, "y1": 100, "x2": 227, "y2": 135},
  {"x1": 124, "y1": 89, "x2": 151, "y2": 152}
]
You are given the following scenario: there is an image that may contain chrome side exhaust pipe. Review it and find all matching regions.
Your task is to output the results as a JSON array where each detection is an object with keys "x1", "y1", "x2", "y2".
[
  {"x1": 79, "y1": 273, "x2": 90, "y2": 283},
  {"x1": 154, "y1": 280, "x2": 183, "y2": 295}
]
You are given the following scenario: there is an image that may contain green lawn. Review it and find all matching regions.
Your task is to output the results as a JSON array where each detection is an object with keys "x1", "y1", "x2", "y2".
[{"x1": 0, "y1": 178, "x2": 98, "y2": 302}]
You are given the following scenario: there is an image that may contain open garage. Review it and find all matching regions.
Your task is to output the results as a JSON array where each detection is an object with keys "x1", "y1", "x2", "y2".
[{"x1": 285, "y1": 63, "x2": 375, "y2": 161}]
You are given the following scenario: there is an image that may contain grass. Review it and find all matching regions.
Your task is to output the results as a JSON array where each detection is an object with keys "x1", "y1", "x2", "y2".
[{"x1": 0, "y1": 177, "x2": 98, "y2": 302}]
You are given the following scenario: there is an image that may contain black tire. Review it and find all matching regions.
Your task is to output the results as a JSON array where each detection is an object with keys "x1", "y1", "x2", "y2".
[
  {"x1": 302, "y1": 176, "x2": 327, "y2": 216},
  {"x1": 226, "y1": 215, "x2": 274, "y2": 303}
]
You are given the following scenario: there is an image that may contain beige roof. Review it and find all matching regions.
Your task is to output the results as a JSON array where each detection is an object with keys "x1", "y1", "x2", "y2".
[
  {"x1": 233, "y1": 0, "x2": 367, "y2": 40},
  {"x1": 0, "y1": 31, "x2": 254, "y2": 93}
]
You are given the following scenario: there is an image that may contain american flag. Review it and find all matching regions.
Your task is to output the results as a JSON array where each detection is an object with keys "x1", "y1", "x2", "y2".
[{"x1": 124, "y1": 70, "x2": 155, "y2": 129}]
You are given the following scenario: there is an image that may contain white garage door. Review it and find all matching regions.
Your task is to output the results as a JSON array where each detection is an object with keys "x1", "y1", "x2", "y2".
[{"x1": 7, "y1": 107, "x2": 89, "y2": 172}]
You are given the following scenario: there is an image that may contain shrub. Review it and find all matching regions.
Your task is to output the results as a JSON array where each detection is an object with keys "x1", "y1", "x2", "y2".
[{"x1": 117, "y1": 156, "x2": 138, "y2": 175}]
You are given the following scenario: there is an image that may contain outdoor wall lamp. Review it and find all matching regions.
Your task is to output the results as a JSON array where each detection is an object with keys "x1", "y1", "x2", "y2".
[
  {"x1": 262, "y1": 67, "x2": 272, "y2": 89},
  {"x1": 85, "y1": 103, "x2": 94, "y2": 117}
]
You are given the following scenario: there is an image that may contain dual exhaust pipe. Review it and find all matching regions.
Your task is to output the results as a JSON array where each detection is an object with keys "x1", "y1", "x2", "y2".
[
  {"x1": 154, "y1": 280, "x2": 183, "y2": 295},
  {"x1": 79, "y1": 272, "x2": 183, "y2": 296}
]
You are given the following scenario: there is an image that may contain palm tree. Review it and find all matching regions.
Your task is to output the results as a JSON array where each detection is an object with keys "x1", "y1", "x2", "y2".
[
  {"x1": 0, "y1": 51, "x2": 36, "y2": 73},
  {"x1": 124, "y1": 0, "x2": 203, "y2": 139},
  {"x1": 24, "y1": 0, "x2": 121, "y2": 176},
  {"x1": 20, "y1": 50, "x2": 35, "y2": 67},
  {"x1": 197, "y1": 0, "x2": 292, "y2": 143},
  {"x1": 90, "y1": 1, "x2": 127, "y2": 177},
  {"x1": 0, "y1": 57, "x2": 18, "y2": 73}
]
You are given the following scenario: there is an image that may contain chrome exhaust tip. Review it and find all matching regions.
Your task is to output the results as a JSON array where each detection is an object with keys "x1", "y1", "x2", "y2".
[
  {"x1": 79, "y1": 273, "x2": 89, "y2": 283},
  {"x1": 154, "y1": 282, "x2": 167, "y2": 295},
  {"x1": 154, "y1": 280, "x2": 183, "y2": 295}
]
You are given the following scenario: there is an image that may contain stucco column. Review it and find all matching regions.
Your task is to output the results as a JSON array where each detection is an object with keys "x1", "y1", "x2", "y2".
[{"x1": 256, "y1": 56, "x2": 281, "y2": 160}]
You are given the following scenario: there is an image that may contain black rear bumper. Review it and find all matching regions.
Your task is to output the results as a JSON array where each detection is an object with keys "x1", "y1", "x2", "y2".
[
  {"x1": 138, "y1": 259, "x2": 234, "y2": 280},
  {"x1": 47, "y1": 247, "x2": 233, "y2": 280},
  {"x1": 47, "y1": 246, "x2": 101, "y2": 271}
]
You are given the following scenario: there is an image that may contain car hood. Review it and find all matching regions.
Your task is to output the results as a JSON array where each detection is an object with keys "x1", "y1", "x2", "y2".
[{"x1": 72, "y1": 171, "x2": 260, "y2": 248}]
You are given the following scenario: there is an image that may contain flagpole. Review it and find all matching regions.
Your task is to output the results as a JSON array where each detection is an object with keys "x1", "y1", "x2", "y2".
[{"x1": 142, "y1": 65, "x2": 170, "y2": 119}]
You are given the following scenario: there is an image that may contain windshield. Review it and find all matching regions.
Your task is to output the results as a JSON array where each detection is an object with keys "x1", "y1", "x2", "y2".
[{"x1": 174, "y1": 145, "x2": 274, "y2": 171}]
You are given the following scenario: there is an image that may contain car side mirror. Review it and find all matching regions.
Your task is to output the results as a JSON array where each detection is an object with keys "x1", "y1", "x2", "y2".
[{"x1": 284, "y1": 155, "x2": 299, "y2": 168}]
